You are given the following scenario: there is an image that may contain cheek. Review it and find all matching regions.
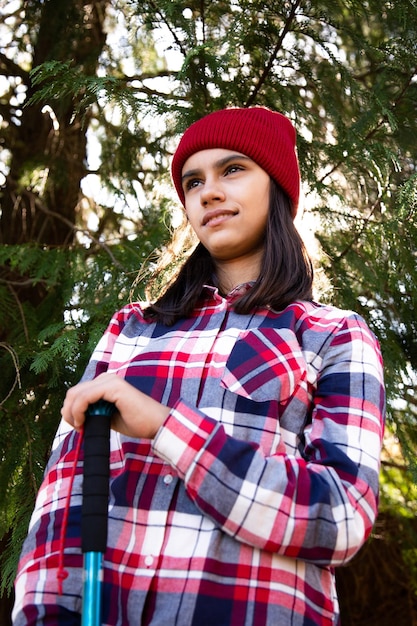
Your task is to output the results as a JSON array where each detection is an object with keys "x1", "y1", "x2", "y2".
[
  {"x1": 258, "y1": 183, "x2": 271, "y2": 209},
  {"x1": 244, "y1": 175, "x2": 270, "y2": 213}
]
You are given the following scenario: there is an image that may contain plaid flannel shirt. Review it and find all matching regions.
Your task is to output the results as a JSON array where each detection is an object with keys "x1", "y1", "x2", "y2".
[{"x1": 13, "y1": 286, "x2": 385, "y2": 626}]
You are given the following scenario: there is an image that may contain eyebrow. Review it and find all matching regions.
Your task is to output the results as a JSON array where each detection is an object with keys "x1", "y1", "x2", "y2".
[{"x1": 181, "y1": 154, "x2": 253, "y2": 184}]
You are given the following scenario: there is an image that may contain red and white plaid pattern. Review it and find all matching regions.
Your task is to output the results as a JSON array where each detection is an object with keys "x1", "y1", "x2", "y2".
[{"x1": 13, "y1": 286, "x2": 385, "y2": 626}]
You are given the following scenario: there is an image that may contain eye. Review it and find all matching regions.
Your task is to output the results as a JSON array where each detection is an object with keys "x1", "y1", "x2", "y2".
[
  {"x1": 184, "y1": 178, "x2": 201, "y2": 192},
  {"x1": 224, "y1": 164, "x2": 244, "y2": 176}
]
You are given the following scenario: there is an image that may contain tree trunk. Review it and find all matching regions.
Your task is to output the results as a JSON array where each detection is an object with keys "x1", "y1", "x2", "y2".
[
  {"x1": 1, "y1": 0, "x2": 108, "y2": 248},
  {"x1": 0, "y1": 0, "x2": 109, "y2": 320}
]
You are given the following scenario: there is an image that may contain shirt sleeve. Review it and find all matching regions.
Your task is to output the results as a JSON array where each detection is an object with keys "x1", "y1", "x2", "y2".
[
  {"x1": 81, "y1": 303, "x2": 142, "y2": 379},
  {"x1": 152, "y1": 312, "x2": 385, "y2": 566},
  {"x1": 51, "y1": 303, "x2": 142, "y2": 451}
]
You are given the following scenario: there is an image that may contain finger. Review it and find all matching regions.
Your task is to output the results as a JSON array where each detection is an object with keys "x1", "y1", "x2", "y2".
[{"x1": 61, "y1": 374, "x2": 122, "y2": 429}]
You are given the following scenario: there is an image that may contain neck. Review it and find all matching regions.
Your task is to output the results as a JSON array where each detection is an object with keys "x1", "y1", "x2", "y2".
[{"x1": 214, "y1": 254, "x2": 261, "y2": 295}]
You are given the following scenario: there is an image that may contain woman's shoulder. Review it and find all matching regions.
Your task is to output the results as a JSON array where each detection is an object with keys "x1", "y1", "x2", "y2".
[
  {"x1": 106, "y1": 301, "x2": 152, "y2": 334},
  {"x1": 111, "y1": 301, "x2": 148, "y2": 322},
  {"x1": 275, "y1": 299, "x2": 375, "y2": 338},
  {"x1": 274, "y1": 299, "x2": 356, "y2": 320}
]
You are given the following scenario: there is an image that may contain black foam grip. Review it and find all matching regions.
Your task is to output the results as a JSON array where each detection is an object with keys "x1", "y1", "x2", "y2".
[{"x1": 81, "y1": 400, "x2": 115, "y2": 553}]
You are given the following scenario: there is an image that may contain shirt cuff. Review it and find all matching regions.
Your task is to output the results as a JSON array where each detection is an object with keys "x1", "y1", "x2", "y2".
[{"x1": 152, "y1": 398, "x2": 219, "y2": 480}]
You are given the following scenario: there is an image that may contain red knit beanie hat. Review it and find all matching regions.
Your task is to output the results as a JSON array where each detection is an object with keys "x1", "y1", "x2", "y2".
[{"x1": 171, "y1": 106, "x2": 300, "y2": 217}]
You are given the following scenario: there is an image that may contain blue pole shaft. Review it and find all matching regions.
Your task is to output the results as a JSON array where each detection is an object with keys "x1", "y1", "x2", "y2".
[{"x1": 82, "y1": 552, "x2": 103, "y2": 626}]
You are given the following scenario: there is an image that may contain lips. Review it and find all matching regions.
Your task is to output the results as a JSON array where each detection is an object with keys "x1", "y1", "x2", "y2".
[{"x1": 202, "y1": 209, "x2": 238, "y2": 226}]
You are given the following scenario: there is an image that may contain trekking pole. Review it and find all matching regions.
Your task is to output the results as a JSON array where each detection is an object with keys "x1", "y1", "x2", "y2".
[{"x1": 81, "y1": 399, "x2": 115, "y2": 626}]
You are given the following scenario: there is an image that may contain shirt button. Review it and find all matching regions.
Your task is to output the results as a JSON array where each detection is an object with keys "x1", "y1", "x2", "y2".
[
  {"x1": 163, "y1": 474, "x2": 173, "y2": 485},
  {"x1": 144, "y1": 555, "x2": 154, "y2": 567}
]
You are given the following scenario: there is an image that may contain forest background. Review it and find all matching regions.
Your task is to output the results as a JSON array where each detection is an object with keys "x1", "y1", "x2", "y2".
[{"x1": 1, "y1": 0, "x2": 417, "y2": 623}]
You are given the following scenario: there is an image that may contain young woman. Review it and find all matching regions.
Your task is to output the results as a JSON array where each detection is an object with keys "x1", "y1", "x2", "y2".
[{"x1": 13, "y1": 107, "x2": 385, "y2": 626}]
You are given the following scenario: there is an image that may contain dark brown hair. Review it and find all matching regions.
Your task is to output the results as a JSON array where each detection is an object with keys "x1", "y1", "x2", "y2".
[{"x1": 144, "y1": 180, "x2": 313, "y2": 325}]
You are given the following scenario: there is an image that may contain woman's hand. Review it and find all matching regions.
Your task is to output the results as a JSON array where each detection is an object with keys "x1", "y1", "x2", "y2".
[{"x1": 61, "y1": 373, "x2": 170, "y2": 439}]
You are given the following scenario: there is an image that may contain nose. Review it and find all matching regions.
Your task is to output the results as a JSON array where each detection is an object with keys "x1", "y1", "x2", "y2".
[{"x1": 200, "y1": 176, "x2": 226, "y2": 206}]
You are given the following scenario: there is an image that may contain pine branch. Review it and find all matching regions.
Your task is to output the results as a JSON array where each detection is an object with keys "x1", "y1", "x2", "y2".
[
  {"x1": 0, "y1": 343, "x2": 21, "y2": 405},
  {"x1": 0, "y1": 52, "x2": 29, "y2": 82},
  {"x1": 245, "y1": 0, "x2": 303, "y2": 106}
]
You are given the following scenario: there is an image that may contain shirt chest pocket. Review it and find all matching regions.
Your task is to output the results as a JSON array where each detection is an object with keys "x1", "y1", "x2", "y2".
[{"x1": 220, "y1": 327, "x2": 307, "y2": 403}]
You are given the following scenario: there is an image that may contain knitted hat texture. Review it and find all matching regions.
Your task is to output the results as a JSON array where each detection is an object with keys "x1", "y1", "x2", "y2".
[{"x1": 171, "y1": 106, "x2": 300, "y2": 217}]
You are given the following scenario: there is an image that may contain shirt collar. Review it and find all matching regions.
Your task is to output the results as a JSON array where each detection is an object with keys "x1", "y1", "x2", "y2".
[{"x1": 202, "y1": 281, "x2": 255, "y2": 303}]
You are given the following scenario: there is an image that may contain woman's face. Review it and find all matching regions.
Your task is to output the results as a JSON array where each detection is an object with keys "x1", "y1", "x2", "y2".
[{"x1": 181, "y1": 149, "x2": 270, "y2": 266}]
